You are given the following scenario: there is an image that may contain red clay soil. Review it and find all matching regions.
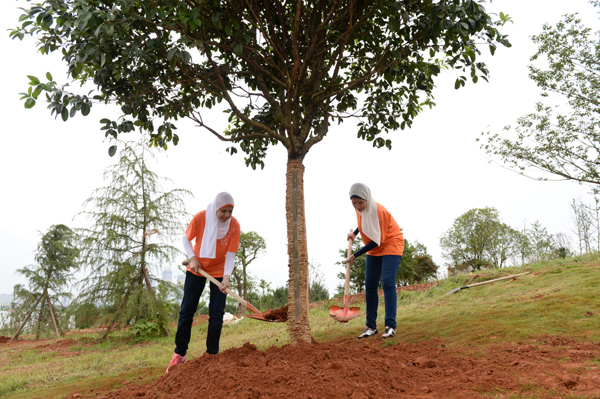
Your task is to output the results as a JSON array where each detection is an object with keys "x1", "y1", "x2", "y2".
[
  {"x1": 93, "y1": 282, "x2": 600, "y2": 399},
  {"x1": 95, "y1": 335, "x2": 600, "y2": 399},
  {"x1": 6, "y1": 281, "x2": 600, "y2": 398}
]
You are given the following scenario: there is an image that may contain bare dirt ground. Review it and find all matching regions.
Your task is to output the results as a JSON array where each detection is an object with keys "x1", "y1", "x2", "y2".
[{"x1": 4, "y1": 282, "x2": 600, "y2": 398}]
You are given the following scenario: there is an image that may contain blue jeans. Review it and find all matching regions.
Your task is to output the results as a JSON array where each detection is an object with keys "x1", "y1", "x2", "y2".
[
  {"x1": 175, "y1": 271, "x2": 227, "y2": 355},
  {"x1": 364, "y1": 255, "x2": 402, "y2": 330}
]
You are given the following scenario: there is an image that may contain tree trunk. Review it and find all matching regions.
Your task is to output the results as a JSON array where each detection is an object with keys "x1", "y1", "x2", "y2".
[
  {"x1": 285, "y1": 159, "x2": 311, "y2": 343},
  {"x1": 46, "y1": 292, "x2": 60, "y2": 339},
  {"x1": 11, "y1": 295, "x2": 43, "y2": 342}
]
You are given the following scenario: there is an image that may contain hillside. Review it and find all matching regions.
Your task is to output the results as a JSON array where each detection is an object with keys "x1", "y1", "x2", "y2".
[{"x1": 1, "y1": 255, "x2": 600, "y2": 398}]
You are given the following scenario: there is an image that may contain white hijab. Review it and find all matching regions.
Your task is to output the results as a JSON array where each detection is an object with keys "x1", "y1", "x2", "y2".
[
  {"x1": 349, "y1": 183, "x2": 381, "y2": 245},
  {"x1": 199, "y1": 192, "x2": 235, "y2": 259}
]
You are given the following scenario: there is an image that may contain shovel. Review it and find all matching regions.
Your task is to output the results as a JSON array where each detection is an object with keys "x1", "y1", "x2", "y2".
[
  {"x1": 181, "y1": 261, "x2": 279, "y2": 322},
  {"x1": 329, "y1": 232, "x2": 361, "y2": 323},
  {"x1": 445, "y1": 272, "x2": 531, "y2": 295}
]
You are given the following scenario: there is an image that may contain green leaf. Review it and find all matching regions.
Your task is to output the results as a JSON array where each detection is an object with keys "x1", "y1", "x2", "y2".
[
  {"x1": 233, "y1": 43, "x2": 243, "y2": 56},
  {"x1": 61, "y1": 107, "x2": 68, "y2": 121},
  {"x1": 27, "y1": 75, "x2": 40, "y2": 85},
  {"x1": 108, "y1": 145, "x2": 117, "y2": 157},
  {"x1": 45, "y1": 72, "x2": 53, "y2": 81},
  {"x1": 24, "y1": 98, "x2": 36, "y2": 109}
]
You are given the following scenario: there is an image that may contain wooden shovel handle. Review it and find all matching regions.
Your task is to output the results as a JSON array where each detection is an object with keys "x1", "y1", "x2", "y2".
[
  {"x1": 182, "y1": 260, "x2": 248, "y2": 307},
  {"x1": 343, "y1": 230, "x2": 353, "y2": 307},
  {"x1": 466, "y1": 272, "x2": 531, "y2": 288}
]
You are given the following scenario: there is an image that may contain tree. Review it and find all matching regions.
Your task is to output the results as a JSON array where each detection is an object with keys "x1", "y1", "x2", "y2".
[
  {"x1": 398, "y1": 240, "x2": 438, "y2": 285},
  {"x1": 527, "y1": 221, "x2": 555, "y2": 263},
  {"x1": 485, "y1": 223, "x2": 521, "y2": 268},
  {"x1": 11, "y1": 224, "x2": 79, "y2": 340},
  {"x1": 74, "y1": 139, "x2": 191, "y2": 340},
  {"x1": 570, "y1": 198, "x2": 596, "y2": 254},
  {"x1": 440, "y1": 207, "x2": 502, "y2": 271},
  {"x1": 482, "y1": 4, "x2": 600, "y2": 187},
  {"x1": 12, "y1": 0, "x2": 510, "y2": 343},
  {"x1": 230, "y1": 230, "x2": 266, "y2": 313},
  {"x1": 308, "y1": 260, "x2": 329, "y2": 302}
]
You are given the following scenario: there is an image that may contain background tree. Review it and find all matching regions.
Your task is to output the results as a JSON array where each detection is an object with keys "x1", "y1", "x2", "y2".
[
  {"x1": 485, "y1": 223, "x2": 521, "y2": 268},
  {"x1": 482, "y1": 4, "x2": 600, "y2": 187},
  {"x1": 440, "y1": 207, "x2": 502, "y2": 271},
  {"x1": 12, "y1": 0, "x2": 510, "y2": 343},
  {"x1": 74, "y1": 139, "x2": 191, "y2": 340},
  {"x1": 308, "y1": 260, "x2": 329, "y2": 303},
  {"x1": 229, "y1": 230, "x2": 266, "y2": 313},
  {"x1": 398, "y1": 240, "x2": 439, "y2": 285},
  {"x1": 570, "y1": 198, "x2": 596, "y2": 254},
  {"x1": 552, "y1": 232, "x2": 573, "y2": 259},
  {"x1": 527, "y1": 221, "x2": 555, "y2": 263},
  {"x1": 513, "y1": 220, "x2": 533, "y2": 267},
  {"x1": 11, "y1": 224, "x2": 78, "y2": 340}
]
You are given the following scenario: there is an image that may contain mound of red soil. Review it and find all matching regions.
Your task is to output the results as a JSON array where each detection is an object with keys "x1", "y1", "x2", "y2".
[{"x1": 96, "y1": 335, "x2": 600, "y2": 399}]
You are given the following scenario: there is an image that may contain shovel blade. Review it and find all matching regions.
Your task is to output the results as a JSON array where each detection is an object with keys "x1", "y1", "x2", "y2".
[
  {"x1": 245, "y1": 314, "x2": 280, "y2": 322},
  {"x1": 329, "y1": 305, "x2": 360, "y2": 323}
]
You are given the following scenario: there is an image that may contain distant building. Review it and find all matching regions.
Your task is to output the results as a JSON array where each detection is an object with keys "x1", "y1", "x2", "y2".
[
  {"x1": 162, "y1": 268, "x2": 173, "y2": 284},
  {"x1": 0, "y1": 294, "x2": 13, "y2": 306},
  {"x1": 177, "y1": 274, "x2": 185, "y2": 284}
]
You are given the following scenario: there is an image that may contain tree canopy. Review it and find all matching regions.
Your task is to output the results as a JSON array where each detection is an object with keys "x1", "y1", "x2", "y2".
[
  {"x1": 481, "y1": 2, "x2": 600, "y2": 186},
  {"x1": 12, "y1": 224, "x2": 79, "y2": 340},
  {"x1": 74, "y1": 139, "x2": 191, "y2": 339}
]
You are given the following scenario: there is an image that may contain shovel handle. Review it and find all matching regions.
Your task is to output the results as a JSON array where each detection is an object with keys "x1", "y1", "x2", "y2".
[
  {"x1": 182, "y1": 261, "x2": 248, "y2": 307},
  {"x1": 466, "y1": 272, "x2": 531, "y2": 288},
  {"x1": 344, "y1": 230, "x2": 353, "y2": 308}
]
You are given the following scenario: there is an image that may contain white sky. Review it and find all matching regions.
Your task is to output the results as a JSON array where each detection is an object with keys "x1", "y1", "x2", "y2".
[{"x1": 1, "y1": 0, "x2": 598, "y2": 296}]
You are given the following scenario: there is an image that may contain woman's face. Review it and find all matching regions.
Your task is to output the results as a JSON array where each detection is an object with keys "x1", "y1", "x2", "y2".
[
  {"x1": 217, "y1": 206, "x2": 233, "y2": 223},
  {"x1": 351, "y1": 198, "x2": 367, "y2": 213}
]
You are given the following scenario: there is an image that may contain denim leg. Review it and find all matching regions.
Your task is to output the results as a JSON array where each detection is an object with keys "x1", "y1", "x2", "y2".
[
  {"x1": 364, "y1": 255, "x2": 382, "y2": 329},
  {"x1": 175, "y1": 271, "x2": 206, "y2": 356},
  {"x1": 206, "y1": 277, "x2": 226, "y2": 354},
  {"x1": 381, "y1": 255, "x2": 402, "y2": 329}
]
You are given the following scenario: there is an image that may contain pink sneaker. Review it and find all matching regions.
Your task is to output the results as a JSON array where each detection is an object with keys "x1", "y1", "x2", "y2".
[{"x1": 165, "y1": 353, "x2": 187, "y2": 374}]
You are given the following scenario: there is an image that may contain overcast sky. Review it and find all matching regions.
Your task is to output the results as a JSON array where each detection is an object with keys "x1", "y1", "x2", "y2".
[{"x1": 1, "y1": 0, "x2": 598, "y2": 297}]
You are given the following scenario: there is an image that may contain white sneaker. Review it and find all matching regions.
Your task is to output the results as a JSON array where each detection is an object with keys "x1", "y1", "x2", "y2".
[{"x1": 357, "y1": 327, "x2": 378, "y2": 339}]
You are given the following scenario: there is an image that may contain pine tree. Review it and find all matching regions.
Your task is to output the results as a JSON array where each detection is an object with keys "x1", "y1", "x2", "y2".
[
  {"x1": 11, "y1": 224, "x2": 79, "y2": 340},
  {"x1": 74, "y1": 139, "x2": 191, "y2": 340}
]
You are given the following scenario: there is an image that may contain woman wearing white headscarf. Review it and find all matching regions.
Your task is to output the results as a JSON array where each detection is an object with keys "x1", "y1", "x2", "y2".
[
  {"x1": 347, "y1": 183, "x2": 404, "y2": 340},
  {"x1": 166, "y1": 192, "x2": 240, "y2": 373}
]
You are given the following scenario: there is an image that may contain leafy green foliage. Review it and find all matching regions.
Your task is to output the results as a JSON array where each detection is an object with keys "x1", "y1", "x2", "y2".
[
  {"x1": 440, "y1": 207, "x2": 520, "y2": 270},
  {"x1": 12, "y1": 0, "x2": 510, "y2": 163},
  {"x1": 440, "y1": 208, "x2": 561, "y2": 271},
  {"x1": 73, "y1": 139, "x2": 192, "y2": 338},
  {"x1": 398, "y1": 240, "x2": 439, "y2": 285},
  {"x1": 11, "y1": 224, "x2": 79, "y2": 339},
  {"x1": 230, "y1": 231, "x2": 267, "y2": 310},
  {"x1": 482, "y1": 6, "x2": 600, "y2": 186}
]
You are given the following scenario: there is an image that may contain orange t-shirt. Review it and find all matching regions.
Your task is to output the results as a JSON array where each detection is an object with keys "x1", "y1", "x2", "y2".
[
  {"x1": 185, "y1": 210, "x2": 240, "y2": 278},
  {"x1": 356, "y1": 203, "x2": 404, "y2": 256}
]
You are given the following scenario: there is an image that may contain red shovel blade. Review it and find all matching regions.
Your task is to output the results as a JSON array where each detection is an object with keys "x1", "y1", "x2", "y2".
[{"x1": 329, "y1": 294, "x2": 360, "y2": 323}]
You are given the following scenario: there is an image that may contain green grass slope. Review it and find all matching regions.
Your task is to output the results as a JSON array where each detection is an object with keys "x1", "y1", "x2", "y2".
[{"x1": 1, "y1": 253, "x2": 599, "y2": 399}]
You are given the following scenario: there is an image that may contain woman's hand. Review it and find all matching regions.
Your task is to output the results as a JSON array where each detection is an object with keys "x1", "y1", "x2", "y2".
[
  {"x1": 346, "y1": 254, "x2": 356, "y2": 266},
  {"x1": 189, "y1": 256, "x2": 201, "y2": 273},
  {"x1": 347, "y1": 232, "x2": 356, "y2": 241},
  {"x1": 220, "y1": 275, "x2": 231, "y2": 294}
]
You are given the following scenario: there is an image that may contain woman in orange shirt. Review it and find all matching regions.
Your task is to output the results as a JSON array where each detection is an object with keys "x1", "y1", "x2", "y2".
[
  {"x1": 166, "y1": 192, "x2": 240, "y2": 373},
  {"x1": 346, "y1": 183, "x2": 404, "y2": 340}
]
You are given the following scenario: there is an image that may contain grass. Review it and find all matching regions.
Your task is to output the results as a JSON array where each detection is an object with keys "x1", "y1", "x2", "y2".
[{"x1": 1, "y1": 253, "x2": 599, "y2": 399}]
